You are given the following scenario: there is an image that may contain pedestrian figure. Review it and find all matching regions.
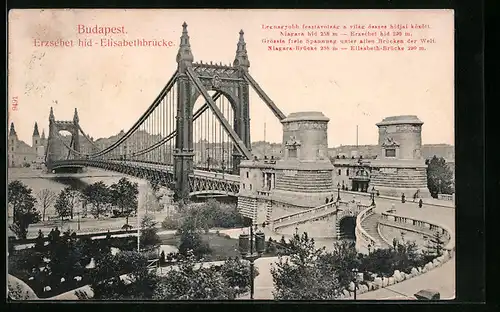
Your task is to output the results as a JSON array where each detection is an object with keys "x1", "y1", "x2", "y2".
[
  {"x1": 325, "y1": 197, "x2": 329, "y2": 204},
  {"x1": 419, "y1": 199, "x2": 423, "y2": 208},
  {"x1": 377, "y1": 190, "x2": 380, "y2": 196},
  {"x1": 413, "y1": 192, "x2": 417, "y2": 202},
  {"x1": 48, "y1": 229, "x2": 54, "y2": 244},
  {"x1": 330, "y1": 195, "x2": 334, "y2": 203},
  {"x1": 401, "y1": 193, "x2": 406, "y2": 203}
]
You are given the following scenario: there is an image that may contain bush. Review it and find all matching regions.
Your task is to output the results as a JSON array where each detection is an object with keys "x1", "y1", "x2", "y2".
[
  {"x1": 219, "y1": 257, "x2": 259, "y2": 294},
  {"x1": 178, "y1": 231, "x2": 212, "y2": 258},
  {"x1": 161, "y1": 216, "x2": 181, "y2": 230},
  {"x1": 122, "y1": 224, "x2": 133, "y2": 231}
]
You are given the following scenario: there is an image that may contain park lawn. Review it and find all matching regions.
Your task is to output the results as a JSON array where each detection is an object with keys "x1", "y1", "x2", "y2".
[
  {"x1": 159, "y1": 233, "x2": 240, "y2": 261},
  {"x1": 159, "y1": 233, "x2": 278, "y2": 262}
]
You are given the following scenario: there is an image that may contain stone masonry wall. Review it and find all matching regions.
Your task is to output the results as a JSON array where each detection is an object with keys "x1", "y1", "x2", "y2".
[
  {"x1": 370, "y1": 167, "x2": 427, "y2": 189},
  {"x1": 277, "y1": 214, "x2": 337, "y2": 237},
  {"x1": 275, "y1": 170, "x2": 333, "y2": 192}
]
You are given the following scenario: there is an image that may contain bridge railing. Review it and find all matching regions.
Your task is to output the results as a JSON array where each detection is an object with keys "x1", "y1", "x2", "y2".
[
  {"x1": 272, "y1": 200, "x2": 345, "y2": 229},
  {"x1": 355, "y1": 204, "x2": 380, "y2": 252},
  {"x1": 379, "y1": 211, "x2": 455, "y2": 252}
]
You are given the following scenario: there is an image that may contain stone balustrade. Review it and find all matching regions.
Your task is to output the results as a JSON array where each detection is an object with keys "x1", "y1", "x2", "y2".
[
  {"x1": 272, "y1": 200, "x2": 344, "y2": 230},
  {"x1": 257, "y1": 190, "x2": 271, "y2": 197},
  {"x1": 438, "y1": 193, "x2": 454, "y2": 201},
  {"x1": 355, "y1": 205, "x2": 380, "y2": 252},
  {"x1": 379, "y1": 211, "x2": 455, "y2": 252}
]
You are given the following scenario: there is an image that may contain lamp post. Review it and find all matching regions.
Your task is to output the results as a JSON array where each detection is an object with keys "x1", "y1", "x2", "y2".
[
  {"x1": 352, "y1": 268, "x2": 359, "y2": 300},
  {"x1": 371, "y1": 186, "x2": 376, "y2": 206},
  {"x1": 368, "y1": 243, "x2": 372, "y2": 254},
  {"x1": 238, "y1": 218, "x2": 268, "y2": 299},
  {"x1": 337, "y1": 182, "x2": 341, "y2": 202},
  {"x1": 77, "y1": 212, "x2": 80, "y2": 231}
]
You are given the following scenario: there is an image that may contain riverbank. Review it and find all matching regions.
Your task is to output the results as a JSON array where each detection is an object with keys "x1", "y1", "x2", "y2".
[{"x1": 8, "y1": 167, "x2": 168, "y2": 238}]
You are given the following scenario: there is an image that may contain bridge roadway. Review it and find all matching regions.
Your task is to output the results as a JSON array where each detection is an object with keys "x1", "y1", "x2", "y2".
[{"x1": 53, "y1": 159, "x2": 239, "y2": 181}]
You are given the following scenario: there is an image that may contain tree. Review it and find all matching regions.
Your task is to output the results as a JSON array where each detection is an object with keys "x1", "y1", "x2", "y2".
[
  {"x1": 271, "y1": 232, "x2": 342, "y2": 300},
  {"x1": 54, "y1": 189, "x2": 72, "y2": 221},
  {"x1": 8, "y1": 180, "x2": 40, "y2": 239},
  {"x1": 36, "y1": 189, "x2": 57, "y2": 222},
  {"x1": 140, "y1": 214, "x2": 161, "y2": 249},
  {"x1": 48, "y1": 230, "x2": 85, "y2": 279},
  {"x1": 110, "y1": 178, "x2": 139, "y2": 225},
  {"x1": 65, "y1": 187, "x2": 81, "y2": 220},
  {"x1": 141, "y1": 184, "x2": 161, "y2": 214},
  {"x1": 153, "y1": 252, "x2": 236, "y2": 300},
  {"x1": 82, "y1": 181, "x2": 110, "y2": 218},
  {"x1": 318, "y1": 240, "x2": 361, "y2": 289},
  {"x1": 177, "y1": 214, "x2": 211, "y2": 257},
  {"x1": 426, "y1": 156, "x2": 454, "y2": 198},
  {"x1": 424, "y1": 231, "x2": 446, "y2": 257},
  {"x1": 219, "y1": 257, "x2": 259, "y2": 295},
  {"x1": 89, "y1": 250, "x2": 160, "y2": 300}
]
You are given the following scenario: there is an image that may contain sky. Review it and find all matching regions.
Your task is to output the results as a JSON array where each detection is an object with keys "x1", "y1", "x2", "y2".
[{"x1": 8, "y1": 9, "x2": 454, "y2": 147}]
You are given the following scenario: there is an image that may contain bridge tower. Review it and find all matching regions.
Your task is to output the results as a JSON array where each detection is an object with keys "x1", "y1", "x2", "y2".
[
  {"x1": 173, "y1": 23, "x2": 252, "y2": 199},
  {"x1": 173, "y1": 22, "x2": 196, "y2": 200},
  {"x1": 46, "y1": 107, "x2": 81, "y2": 169},
  {"x1": 370, "y1": 115, "x2": 431, "y2": 198}
]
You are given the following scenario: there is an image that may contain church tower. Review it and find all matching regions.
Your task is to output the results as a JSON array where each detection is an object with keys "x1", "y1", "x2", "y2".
[
  {"x1": 8, "y1": 122, "x2": 18, "y2": 167},
  {"x1": 41, "y1": 129, "x2": 47, "y2": 147},
  {"x1": 32, "y1": 122, "x2": 40, "y2": 149}
]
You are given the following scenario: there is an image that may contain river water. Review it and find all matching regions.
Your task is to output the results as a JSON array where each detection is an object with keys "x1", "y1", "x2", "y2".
[{"x1": 7, "y1": 168, "x2": 144, "y2": 218}]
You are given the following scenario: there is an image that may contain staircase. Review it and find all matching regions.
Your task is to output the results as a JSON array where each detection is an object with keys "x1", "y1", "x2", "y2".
[
  {"x1": 273, "y1": 202, "x2": 339, "y2": 232},
  {"x1": 360, "y1": 212, "x2": 391, "y2": 248}
]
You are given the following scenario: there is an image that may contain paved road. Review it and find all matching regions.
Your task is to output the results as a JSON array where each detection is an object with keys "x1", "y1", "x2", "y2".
[{"x1": 355, "y1": 256, "x2": 456, "y2": 300}]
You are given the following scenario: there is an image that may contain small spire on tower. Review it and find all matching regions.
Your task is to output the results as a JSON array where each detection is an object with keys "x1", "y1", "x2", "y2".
[
  {"x1": 73, "y1": 107, "x2": 79, "y2": 122},
  {"x1": 9, "y1": 122, "x2": 16, "y2": 136},
  {"x1": 41, "y1": 129, "x2": 46, "y2": 139},
  {"x1": 49, "y1": 107, "x2": 55, "y2": 121},
  {"x1": 234, "y1": 29, "x2": 250, "y2": 69},
  {"x1": 33, "y1": 122, "x2": 40, "y2": 136},
  {"x1": 176, "y1": 22, "x2": 194, "y2": 67}
]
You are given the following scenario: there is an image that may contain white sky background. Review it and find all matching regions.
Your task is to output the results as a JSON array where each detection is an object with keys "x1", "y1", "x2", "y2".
[{"x1": 8, "y1": 9, "x2": 454, "y2": 147}]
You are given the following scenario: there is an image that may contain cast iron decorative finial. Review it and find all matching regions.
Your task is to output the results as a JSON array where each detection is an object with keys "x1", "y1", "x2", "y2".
[
  {"x1": 73, "y1": 107, "x2": 79, "y2": 122},
  {"x1": 234, "y1": 29, "x2": 250, "y2": 69},
  {"x1": 176, "y1": 22, "x2": 194, "y2": 66}
]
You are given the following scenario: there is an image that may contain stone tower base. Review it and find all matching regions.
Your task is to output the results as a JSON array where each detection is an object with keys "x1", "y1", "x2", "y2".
[
  {"x1": 373, "y1": 185, "x2": 432, "y2": 199},
  {"x1": 369, "y1": 160, "x2": 431, "y2": 199}
]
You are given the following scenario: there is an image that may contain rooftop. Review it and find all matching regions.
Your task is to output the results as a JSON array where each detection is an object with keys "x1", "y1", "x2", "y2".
[
  {"x1": 376, "y1": 115, "x2": 423, "y2": 127},
  {"x1": 281, "y1": 111, "x2": 329, "y2": 123}
]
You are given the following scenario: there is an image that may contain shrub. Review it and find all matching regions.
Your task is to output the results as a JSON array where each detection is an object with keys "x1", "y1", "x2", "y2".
[
  {"x1": 219, "y1": 257, "x2": 259, "y2": 294},
  {"x1": 121, "y1": 224, "x2": 133, "y2": 231},
  {"x1": 161, "y1": 216, "x2": 181, "y2": 230}
]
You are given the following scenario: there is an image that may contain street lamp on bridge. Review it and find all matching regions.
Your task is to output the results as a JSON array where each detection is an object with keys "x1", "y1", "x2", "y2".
[
  {"x1": 337, "y1": 182, "x2": 341, "y2": 202},
  {"x1": 352, "y1": 267, "x2": 359, "y2": 300},
  {"x1": 238, "y1": 218, "x2": 268, "y2": 299}
]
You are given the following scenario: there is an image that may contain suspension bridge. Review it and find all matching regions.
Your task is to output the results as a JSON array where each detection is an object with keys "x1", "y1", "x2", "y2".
[{"x1": 45, "y1": 23, "x2": 286, "y2": 200}]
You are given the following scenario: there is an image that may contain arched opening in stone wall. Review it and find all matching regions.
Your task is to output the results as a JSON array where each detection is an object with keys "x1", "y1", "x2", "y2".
[{"x1": 338, "y1": 216, "x2": 357, "y2": 241}]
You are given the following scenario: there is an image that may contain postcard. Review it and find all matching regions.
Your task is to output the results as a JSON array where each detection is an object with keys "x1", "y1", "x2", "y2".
[{"x1": 7, "y1": 9, "x2": 454, "y2": 301}]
